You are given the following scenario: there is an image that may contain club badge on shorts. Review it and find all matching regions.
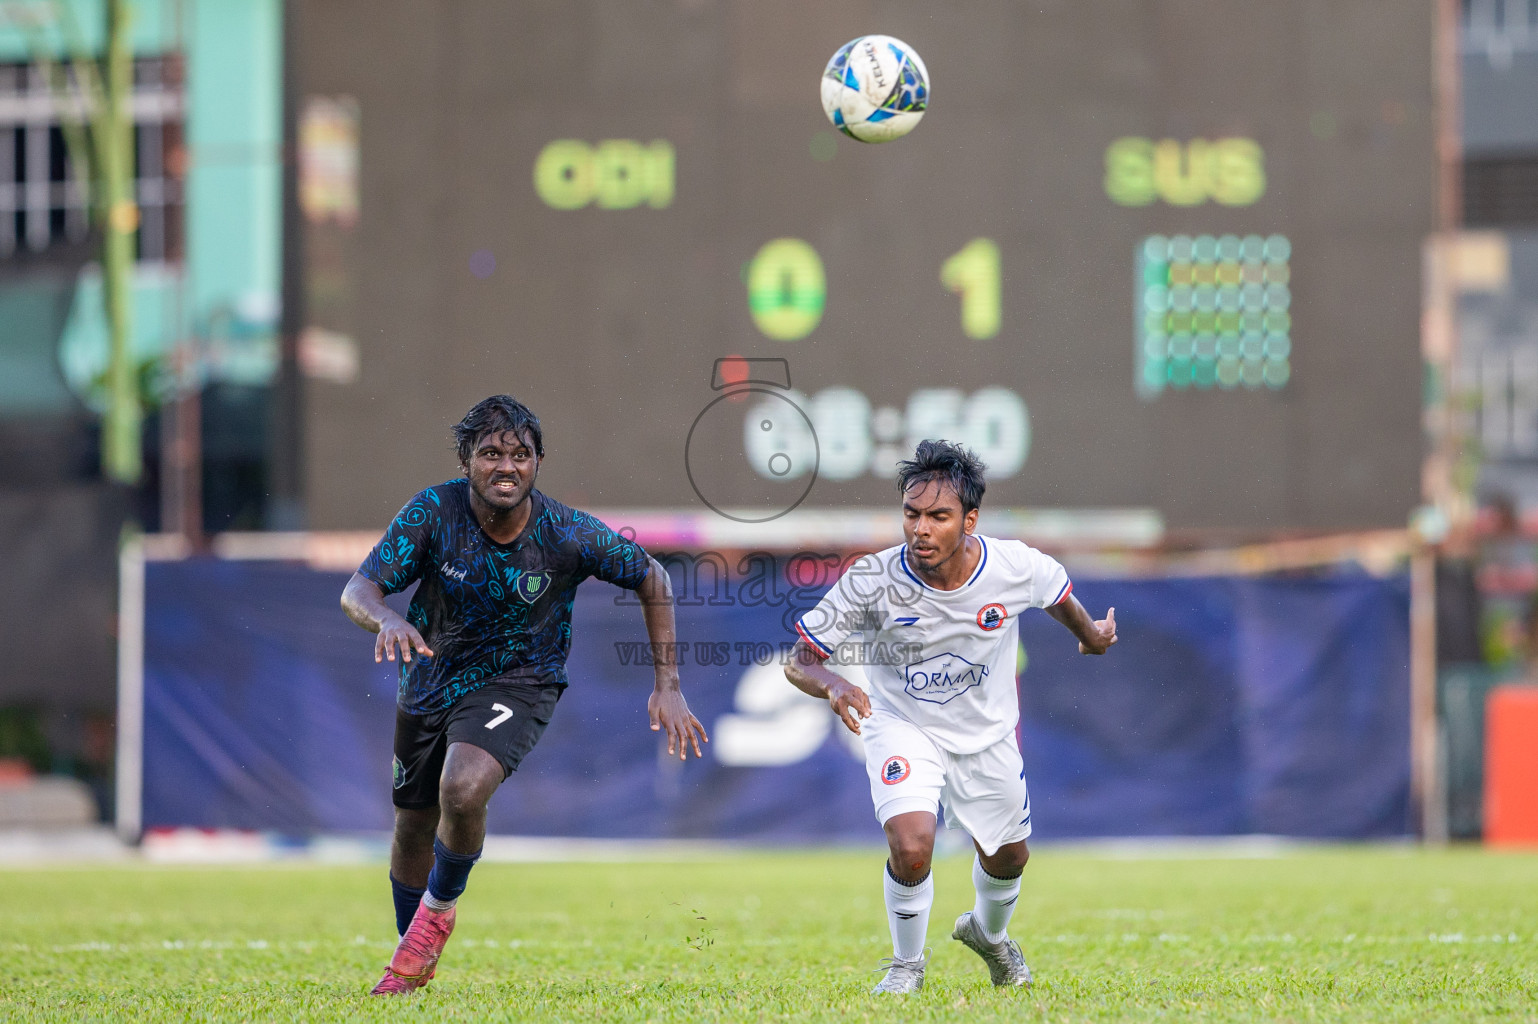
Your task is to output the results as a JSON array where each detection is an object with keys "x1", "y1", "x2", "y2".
[
  {"x1": 882, "y1": 756, "x2": 911, "y2": 785},
  {"x1": 392, "y1": 755, "x2": 406, "y2": 790},
  {"x1": 977, "y1": 603, "x2": 1008, "y2": 631}
]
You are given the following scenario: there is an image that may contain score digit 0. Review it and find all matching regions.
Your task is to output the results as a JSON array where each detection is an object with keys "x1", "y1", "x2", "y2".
[
  {"x1": 745, "y1": 239, "x2": 826, "y2": 341},
  {"x1": 744, "y1": 237, "x2": 1001, "y2": 342}
]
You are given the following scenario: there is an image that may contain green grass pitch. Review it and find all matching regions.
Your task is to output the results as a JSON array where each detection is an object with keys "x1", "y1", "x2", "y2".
[{"x1": 2, "y1": 846, "x2": 1535, "y2": 1022}]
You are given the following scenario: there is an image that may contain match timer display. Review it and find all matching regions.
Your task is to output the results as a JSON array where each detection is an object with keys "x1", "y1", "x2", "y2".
[{"x1": 297, "y1": 2, "x2": 1436, "y2": 533}]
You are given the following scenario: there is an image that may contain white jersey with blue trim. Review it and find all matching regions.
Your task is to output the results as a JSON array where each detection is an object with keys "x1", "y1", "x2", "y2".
[{"x1": 796, "y1": 535, "x2": 1071, "y2": 755}]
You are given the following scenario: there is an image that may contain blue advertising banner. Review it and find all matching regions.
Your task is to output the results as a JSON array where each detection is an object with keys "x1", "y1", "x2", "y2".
[{"x1": 140, "y1": 559, "x2": 1411, "y2": 840}]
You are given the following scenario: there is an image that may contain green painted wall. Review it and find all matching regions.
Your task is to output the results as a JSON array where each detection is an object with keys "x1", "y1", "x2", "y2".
[
  {"x1": 184, "y1": 0, "x2": 282, "y2": 379},
  {"x1": 0, "y1": 273, "x2": 81, "y2": 415},
  {"x1": 0, "y1": 0, "x2": 282, "y2": 412}
]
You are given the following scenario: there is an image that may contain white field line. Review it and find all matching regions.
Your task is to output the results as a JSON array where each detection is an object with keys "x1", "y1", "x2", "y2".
[
  {"x1": 0, "y1": 932, "x2": 1524, "y2": 957},
  {"x1": 0, "y1": 830, "x2": 1469, "y2": 867}
]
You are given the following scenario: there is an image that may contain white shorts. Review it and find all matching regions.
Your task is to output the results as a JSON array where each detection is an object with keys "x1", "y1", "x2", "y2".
[{"x1": 862, "y1": 708, "x2": 1032, "y2": 856}]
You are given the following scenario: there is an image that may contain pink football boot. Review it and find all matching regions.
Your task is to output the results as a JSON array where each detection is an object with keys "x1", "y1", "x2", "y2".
[{"x1": 369, "y1": 901, "x2": 456, "y2": 995}]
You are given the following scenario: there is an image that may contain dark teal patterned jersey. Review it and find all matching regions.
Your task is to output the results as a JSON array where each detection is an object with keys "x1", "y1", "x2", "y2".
[{"x1": 357, "y1": 482, "x2": 651, "y2": 713}]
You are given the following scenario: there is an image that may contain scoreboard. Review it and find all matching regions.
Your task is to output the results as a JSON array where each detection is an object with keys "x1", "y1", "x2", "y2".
[{"x1": 295, "y1": 0, "x2": 1436, "y2": 533}]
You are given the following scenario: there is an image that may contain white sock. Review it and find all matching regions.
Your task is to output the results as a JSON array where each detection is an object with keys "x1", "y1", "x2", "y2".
[
  {"x1": 883, "y1": 862, "x2": 933, "y2": 961},
  {"x1": 971, "y1": 856, "x2": 1021, "y2": 943},
  {"x1": 422, "y1": 892, "x2": 457, "y2": 913}
]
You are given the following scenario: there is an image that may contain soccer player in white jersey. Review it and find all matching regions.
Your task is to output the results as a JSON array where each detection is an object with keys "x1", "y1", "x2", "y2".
[{"x1": 785, "y1": 440, "x2": 1117, "y2": 994}]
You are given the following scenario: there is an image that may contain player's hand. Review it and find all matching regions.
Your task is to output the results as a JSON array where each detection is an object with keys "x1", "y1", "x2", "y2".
[
  {"x1": 376, "y1": 613, "x2": 433, "y2": 664},
  {"x1": 1080, "y1": 607, "x2": 1117, "y2": 655},
  {"x1": 649, "y1": 686, "x2": 708, "y2": 760},
  {"x1": 826, "y1": 677, "x2": 872, "y2": 735}
]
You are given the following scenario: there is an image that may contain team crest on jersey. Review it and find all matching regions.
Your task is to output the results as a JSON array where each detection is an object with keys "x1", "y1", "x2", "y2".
[
  {"x1": 977, "y1": 603, "x2": 1008, "y2": 631},
  {"x1": 881, "y1": 756, "x2": 911, "y2": 785},
  {"x1": 904, "y1": 652, "x2": 989, "y2": 705},
  {"x1": 392, "y1": 756, "x2": 406, "y2": 790},
  {"x1": 516, "y1": 571, "x2": 552, "y2": 603}
]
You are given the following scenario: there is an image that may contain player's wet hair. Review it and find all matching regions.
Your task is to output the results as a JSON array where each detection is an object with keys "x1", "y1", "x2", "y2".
[
  {"x1": 453, "y1": 395, "x2": 545, "y2": 464},
  {"x1": 897, "y1": 439, "x2": 987, "y2": 513}
]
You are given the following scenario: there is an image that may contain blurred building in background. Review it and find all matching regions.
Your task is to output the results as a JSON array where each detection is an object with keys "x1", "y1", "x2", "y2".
[
  {"x1": 1461, "y1": 0, "x2": 1538, "y2": 504},
  {"x1": 0, "y1": 0, "x2": 279, "y2": 814},
  {"x1": 1433, "y1": 0, "x2": 1538, "y2": 841}
]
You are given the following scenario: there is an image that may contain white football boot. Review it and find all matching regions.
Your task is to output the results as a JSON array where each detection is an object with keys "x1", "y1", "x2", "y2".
[
  {"x1": 870, "y1": 951, "x2": 928, "y2": 994},
  {"x1": 952, "y1": 911, "x2": 1031, "y2": 987}
]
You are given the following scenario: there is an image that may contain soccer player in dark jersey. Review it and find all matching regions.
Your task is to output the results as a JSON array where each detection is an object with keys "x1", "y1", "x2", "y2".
[{"x1": 341, "y1": 394, "x2": 708, "y2": 996}]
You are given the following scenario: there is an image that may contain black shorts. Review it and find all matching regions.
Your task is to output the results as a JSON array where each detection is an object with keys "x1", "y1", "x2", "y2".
[{"x1": 392, "y1": 681, "x2": 563, "y2": 809}]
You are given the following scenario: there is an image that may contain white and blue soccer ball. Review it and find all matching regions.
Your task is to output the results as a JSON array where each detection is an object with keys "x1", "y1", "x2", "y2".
[{"x1": 820, "y1": 35, "x2": 929, "y2": 143}]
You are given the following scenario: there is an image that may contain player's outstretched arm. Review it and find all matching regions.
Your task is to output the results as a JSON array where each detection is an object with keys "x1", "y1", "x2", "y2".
[
  {"x1": 340, "y1": 573, "x2": 434, "y2": 665},
  {"x1": 1045, "y1": 594, "x2": 1117, "y2": 655},
  {"x1": 637, "y1": 556, "x2": 709, "y2": 761},
  {"x1": 785, "y1": 639, "x2": 872, "y2": 735}
]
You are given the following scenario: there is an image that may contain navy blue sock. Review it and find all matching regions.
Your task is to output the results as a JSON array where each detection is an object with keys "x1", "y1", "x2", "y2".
[
  {"x1": 426, "y1": 836, "x2": 482, "y2": 903},
  {"x1": 389, "y1": 873, "x2": 427, "y2": 936}
]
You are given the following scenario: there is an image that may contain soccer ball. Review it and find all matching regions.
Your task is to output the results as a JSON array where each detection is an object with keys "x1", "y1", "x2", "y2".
[{"x1": 820, "y1": 36, "x2": 929, "y2": 143}]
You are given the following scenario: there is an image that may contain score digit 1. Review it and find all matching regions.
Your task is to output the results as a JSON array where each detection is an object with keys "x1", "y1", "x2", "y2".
[{"x1": 941, "y1": 238, "x2": 1001, "y2": 340}]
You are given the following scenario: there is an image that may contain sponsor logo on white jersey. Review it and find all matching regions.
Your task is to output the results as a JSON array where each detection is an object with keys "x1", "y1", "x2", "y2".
[{"x1": 903, "y1": 652, "x2": 988, "y2": 705}]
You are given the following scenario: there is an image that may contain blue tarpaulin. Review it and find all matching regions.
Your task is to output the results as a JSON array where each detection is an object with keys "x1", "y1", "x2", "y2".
[{"x1": 140, "y1": 560, "x2": 1412, "y2": 839}]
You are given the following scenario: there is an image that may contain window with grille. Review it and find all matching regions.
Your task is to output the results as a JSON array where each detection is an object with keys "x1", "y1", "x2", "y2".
[{"x1": 0, "y1": 56, "x2": 184, "y2": 263}]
